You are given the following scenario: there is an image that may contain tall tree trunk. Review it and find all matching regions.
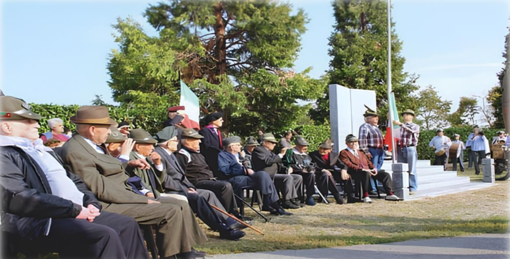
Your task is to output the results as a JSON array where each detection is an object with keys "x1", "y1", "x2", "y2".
[{"x1": 212, "y1": 2, "x2": 227, "y2": 84}]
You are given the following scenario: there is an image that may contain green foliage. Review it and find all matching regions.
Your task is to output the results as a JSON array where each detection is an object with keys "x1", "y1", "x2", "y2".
[
  {"x1": 30, "y1": 103, "x2": 165, "y2": 135},
  {"x1": 416, "y1": 126, "x2": 505, "y2": 162},
  {"x1": 416, "y1": 85, "x2": 452, "y2": 130},
  {"x1": 447, "y1": 96, "x2": 478, "y2": 127},
  {"x1": 314, "y1": 0, "x2": 419, "y2": 124},
  {"x1": 487, "y1": 86, "x2": 503, "y2": 128},
  {"x1": 294, "y1": 124, "x2": 332, "y2": 151},
  {"x1": 106, "y1": 1, "x2": 322, "y2": 135}
]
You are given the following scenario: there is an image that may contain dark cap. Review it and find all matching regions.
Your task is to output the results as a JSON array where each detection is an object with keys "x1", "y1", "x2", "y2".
[
  {"x1": 245, "y1": 136, "x2": 259, "y2": 146},
  {"x1": 154, "y1": 126, "x2": 178, "y2": 143},
  {"x1": 204, "y1": 112, "x2": 223, "y2": 124},
  {"x1": 436, "y1": 128, "x2": 444, "y2": 133},
  {"x1": 345, "y1": 134, "x2": 358, "y2": 142},
  {"x1": 453, "y1": 133, "x2": 460, "y2": 137},
  {"x1": 400, "y1": 109, "x2": 415, "y2": 117},
  {"x1": 0, "y1": 96, "x2": 41, "y2": 120},
  {"x1": 181, "y1": 128, "x2": 204, "y2": 139},
  {"x1": 363, "y1": 105, "x2": 378, "y2": 117},
  {"x1": 294, "y1": 136, "x2": 309, "y2": 146},
  {"x1": 261, "y1": 133, "x2": 277, "y2": 143},
  {"x1": 319, "y1": 139, "x2": 333, "y2": 149},
  {"x1": 106, "y1": 127, "x2": 126, "y2": 143},
  {"x1": 223, "y1": 136, "x2": 241, "y2": 147},
  {"x1": 129, "y1": 129, "x2": 157, "y2": 144},
  {"x1": 168, "y1": 106, "x2": 185, "y2": 112},
  {"x1": 497, "y1": 130, "x2": 505, "y2": 134},
  {"x1": 118, "y1": 121, "x2": 130, "y2": 128}
]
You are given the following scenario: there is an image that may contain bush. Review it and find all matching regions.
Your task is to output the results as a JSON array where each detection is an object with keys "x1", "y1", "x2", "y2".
[{"x1": 30, "y1": 103, "x2": 166, "y2": 135}]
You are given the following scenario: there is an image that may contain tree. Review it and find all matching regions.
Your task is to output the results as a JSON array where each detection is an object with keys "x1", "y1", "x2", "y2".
[
  {"x1": 490, "y1": 28, "x2": 508, "y2": 129},
  {"x1": 91, "y1": 95, "x2": 108, "y2": 106},
  {"x1": 416, "y1": 85, "x2": 452, "y2": 130},
  {"x1": 312, "y1": 0, "x2": 418, "y2": 125},
  {"x1": 107, "y1": 0, "x2": 324, "y2": 136},
  {"x1": 447, "y1": 96, "x2": 478, "y2": 127},
  {"x1": 480, "y1": 92, "x2": 496, "y2": 128}
]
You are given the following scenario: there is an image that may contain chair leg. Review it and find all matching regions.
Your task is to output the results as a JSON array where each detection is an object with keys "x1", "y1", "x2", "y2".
[
  {"x1": 255, "y1": 190, "x2": 263, "y2": 211},
  {"x1": 140, "y1": 225, "x2": 159, "y2": 259}
]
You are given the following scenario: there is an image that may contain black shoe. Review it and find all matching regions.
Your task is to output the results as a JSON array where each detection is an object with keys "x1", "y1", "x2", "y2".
[
  {"x1": 475, "y1": 172, "x2": 480, "y2": 175},
  {"x1": 347, "y1": 197, "x2": 359, "y2": 203},
  {"x1": 270, "y1": 207, "x2": 293, "y2": 216},
  {"x1": 369, "y1": 190, "x2": 378, "y2": 196},
  {"x1": 282, "y1": 200, "x2": 300, "y2": 209},
  {"x1": 292, "y1": 199, "x2": 305, "y2": 207},
  {"x1": 191, "y1": 248, "x2": 206, "y2": 258},
  {"x1": 229, "y1": 221, "x2": 249, "y2": 230},
  {"x1": 333, "y1": 193, "x2": 344, "y2": 205},
  {"x1": 175, "y1": 251, "x2": 197, "y2": 259},
  {"x1": 219, "y1": 227, "x2": 246, "y2": 240}
]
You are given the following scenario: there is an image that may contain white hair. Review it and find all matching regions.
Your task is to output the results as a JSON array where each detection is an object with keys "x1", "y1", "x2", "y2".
[{"x1": 48, "y1": 118, "x2": 63, "y2": 129}]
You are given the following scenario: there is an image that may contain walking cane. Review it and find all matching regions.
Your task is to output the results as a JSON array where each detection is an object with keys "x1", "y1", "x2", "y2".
[
  {"x1": 209, "y1": 204, "x2": 264, "y2": 235},
  {"x1": 233, "y1": 193, "x2": 270, "y2": 223}
]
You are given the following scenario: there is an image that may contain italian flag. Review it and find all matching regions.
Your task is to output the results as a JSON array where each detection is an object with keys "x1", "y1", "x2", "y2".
[
  {"x1": 179, "y1": 80, "x2": 201, "y2": 130},
  {"x1": 385, "y1": 92, "x2": 401, "y2": 151}
]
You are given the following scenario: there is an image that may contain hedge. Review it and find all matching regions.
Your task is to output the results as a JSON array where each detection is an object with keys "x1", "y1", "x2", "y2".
[{"x1": 30, "y1": 103, "x2": 166, "y2": 135}]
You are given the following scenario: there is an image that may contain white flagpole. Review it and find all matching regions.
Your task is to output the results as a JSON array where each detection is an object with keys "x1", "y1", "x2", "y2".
[{"x1": 387, "y1": 0, "x2": 396, "y2": 164}]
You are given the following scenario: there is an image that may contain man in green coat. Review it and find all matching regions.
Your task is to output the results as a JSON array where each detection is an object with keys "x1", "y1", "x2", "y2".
[{"x1": 60, "y1": 106, "x2": 207, "y2": 259}]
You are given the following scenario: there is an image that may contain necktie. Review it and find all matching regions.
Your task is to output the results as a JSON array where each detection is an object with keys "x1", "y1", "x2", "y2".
[{"x1": 217, "y1": 128, "x2": 223, "y2": 148}]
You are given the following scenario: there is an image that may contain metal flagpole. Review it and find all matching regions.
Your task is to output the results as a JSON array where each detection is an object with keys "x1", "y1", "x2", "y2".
[{"x1": 387, "y1": 0, "x2": 396, "y2": 164}]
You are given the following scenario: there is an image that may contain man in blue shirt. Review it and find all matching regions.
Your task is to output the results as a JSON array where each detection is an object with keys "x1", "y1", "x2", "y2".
[{"x1": 466, "y1": 129, "x2": 489, "y2": 175}]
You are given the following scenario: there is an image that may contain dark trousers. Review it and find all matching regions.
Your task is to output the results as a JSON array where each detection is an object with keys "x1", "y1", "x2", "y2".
[
  {"x1": 195, "y1": 180, "x2": 236, "y2": 214},
  {"x1": 187, "y1": 189, "x2": 228, "y2": 231},
  {"x1": 292, "y1": 172, "x2": 316, "y2": 199},
  {"x1": 452, "y1": 152, "x2": 465, "y2": 171},
  {"x1": 41, "y1": 211, "x2": 149, "y2": 259},
  {"x1": 273, "y1": 174, "x2": 303, "y2": 201},
  {"x1": 228, "y1": 171, "x2": 280, "y2": 205},
  {"x1": 315, "y1": 170, "x2": 341, "y2": 202},
  {"x1": 473, "y1": 150, "x2": 486, "y2": 174},
  {"x1": 468, "y1": 149, "x2": 474, "y2": 167},
  {"x1": 372, "y1": 170, "x2": 393, "y2": 194},
  {"x1": 434, "y1": 153, "x2": 448, "y2": 170},
  {"x1": 345, "y1": 170, "x2": 371, "y2": 197}
]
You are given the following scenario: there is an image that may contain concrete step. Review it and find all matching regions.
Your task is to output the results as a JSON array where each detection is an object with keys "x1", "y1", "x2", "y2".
[
  {"x1": 418, "y1": 177, "x2": 471, "y2": 191},
  {"x1": 418, "y1": 171, "x2": 460, "y2": 181},
  {"x1": 406, "y1": 182, "x2": 495, "y2": 201}
]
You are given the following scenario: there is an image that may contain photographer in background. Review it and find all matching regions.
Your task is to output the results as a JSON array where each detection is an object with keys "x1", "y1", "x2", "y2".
[{"x1": 466, "y1": 128, "x2": 490, "y2": 175}]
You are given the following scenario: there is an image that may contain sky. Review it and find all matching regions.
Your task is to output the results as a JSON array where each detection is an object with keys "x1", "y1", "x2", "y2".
[{"x1": 1, "y1": 0, "x2": 509, "y2": 125}]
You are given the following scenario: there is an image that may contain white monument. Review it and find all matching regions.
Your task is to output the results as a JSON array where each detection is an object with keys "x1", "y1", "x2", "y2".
[{"x1": 329, "y1": 84, "x2": 377, "y2": 153}]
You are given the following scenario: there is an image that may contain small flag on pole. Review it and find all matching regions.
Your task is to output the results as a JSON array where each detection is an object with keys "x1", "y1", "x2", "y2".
[{"x1": 385, "y1": 92, "x2": 400, "y2": 151}]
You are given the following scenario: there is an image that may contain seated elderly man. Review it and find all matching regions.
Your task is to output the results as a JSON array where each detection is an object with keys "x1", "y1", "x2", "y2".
[
  {"x1": 308, "y1": 139, "x2": 344, "y2": 204},
  {"x1": 41, "y1": 117, "x2": 70, "y2": 144},
  {"x1": 242, "y1": 136, "x2": 259, "y2": 169},
  {"x1": 175, "y1": 128, "x2": 238, "y2": 217},
  {"x1": 251, "y1": 133, "x2": 303, "y2": 209},
  {"x1": 0, "y1": 96, "x2": 149, "y2": 259},
  {"x1": 60, "y1": 106, "x2": 207, "y2": 259},
  {"x1": 339, "y1": 134, "x2": 399, "y2": 203},
  {"x1": 218, "y1": 136, "x2": 292, "y2": 216},
  {"x1": 290, "y1": 136, "x2": 319, "y2": 206},
  {"x1": 153, "y1": 126, "x2": 246, "y2": 240}
]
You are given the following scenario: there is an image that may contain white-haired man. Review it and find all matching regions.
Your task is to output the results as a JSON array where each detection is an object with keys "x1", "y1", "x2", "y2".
[{"x1": 40, "y1": 117, "x2": 69, "y2": 144}]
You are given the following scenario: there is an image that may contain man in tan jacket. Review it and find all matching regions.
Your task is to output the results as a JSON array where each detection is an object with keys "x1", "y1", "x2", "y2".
[{"x1": 60, "y1": 106, "x2": 207, "y2": 259}]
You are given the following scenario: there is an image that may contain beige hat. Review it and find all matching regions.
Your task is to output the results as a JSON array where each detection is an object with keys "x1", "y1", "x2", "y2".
[{"x1": 70, "y1": 106, "x2": 116, "y2": 125}]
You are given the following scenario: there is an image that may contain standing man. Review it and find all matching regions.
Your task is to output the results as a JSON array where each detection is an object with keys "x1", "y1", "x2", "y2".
[
  {"x1": 466, "y1": 126, "x2": 480, "y2": 168},
  {"x1": 199, "y1": 112, "x2": 223, "y2": 175},
  {"x1": 358, "y1": 106, "x2": 384, "y2": 194},
  {"x1": 466, "y1": 129, "x2": 489, "y2": 175},
  {"x1": 393, "y1": 109, "x2": 420, "y2": 194},
  {"x1": 428, "y1": 129, "x2": 452, "y2": 171},
  {"x1": 451, "y1": 134, "x2": 466, "y2": 172}
]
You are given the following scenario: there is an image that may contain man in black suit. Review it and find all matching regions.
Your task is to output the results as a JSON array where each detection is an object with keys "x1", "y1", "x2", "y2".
[
  {"x1": 175, "y1": 128, "x2": 238, "y2": 216},
  {"x1": 309, "y1": 139, "x2": 344, "y2": 204},
  {"x1": 198, "y1": 112, "x2": 223, "y2": 175},
  {"x1": 251, "y1": 133, "x2": 303, "y2": 209},
  {"x1": 153, "y1": 126, "x2": 246, "y2": 240}
]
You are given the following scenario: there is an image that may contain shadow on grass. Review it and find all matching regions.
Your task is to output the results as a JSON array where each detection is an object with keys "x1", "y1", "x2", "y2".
[{"x1": 196, "y1": 216, "x2": 508, "y2": 254}]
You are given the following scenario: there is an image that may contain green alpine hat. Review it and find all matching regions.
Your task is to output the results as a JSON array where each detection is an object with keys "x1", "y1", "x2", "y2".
[{"x1": 0, "y1": 96, "x2": 41, "y2": 121}]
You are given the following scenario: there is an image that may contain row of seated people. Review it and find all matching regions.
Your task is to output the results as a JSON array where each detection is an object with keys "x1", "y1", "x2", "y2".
[{"x1": 2, "y1": 96, "x2": 399, "y2": 259}]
